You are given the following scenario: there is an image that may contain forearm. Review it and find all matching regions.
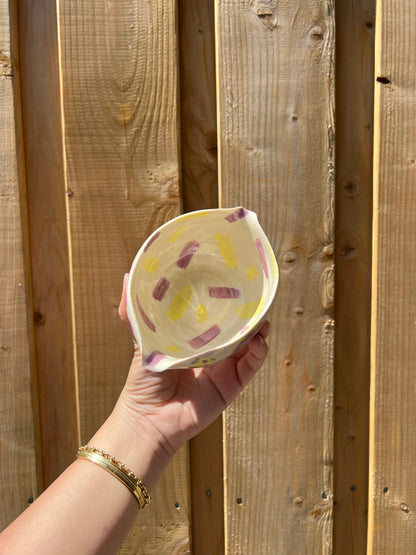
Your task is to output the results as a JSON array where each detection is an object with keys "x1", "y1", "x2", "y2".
[{"x1": 0, "y1": 404, "x2": 173, "y2": 555}]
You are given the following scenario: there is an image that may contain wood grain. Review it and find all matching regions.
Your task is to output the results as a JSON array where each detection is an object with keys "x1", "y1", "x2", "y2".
[
  {"x1": 215, "y1": 0, "x2": 335, "y2": 552},
  {"x1": 0, "y1": 0, "x2": 40, "y2": 529},
  {"x1": 178, "y1": 1, "x2": 224, "y2": 553},
  {"x1": 16, "y1": 0, "x2": 79, "y2": 488},
  {"x1": 368, "y1": 1, "x2": 416, "y2": 552},
  {"x1": 179, "y1": 0, "x2": 218, "y2": 213},
  {"x1": 333, "y1": 0, "x2": 375, "y2": 552},
  {"x1": 57, "y1": 1, "x2": 191, "y2": 552},
  {"x1": 189, "y1": 418, "x2": 224, "y2": 555}
]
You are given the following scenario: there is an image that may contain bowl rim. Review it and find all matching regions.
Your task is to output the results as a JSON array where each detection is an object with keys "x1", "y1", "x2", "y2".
[{"x1": 126, "y1": 206, "x2": 278, "y2": 370}]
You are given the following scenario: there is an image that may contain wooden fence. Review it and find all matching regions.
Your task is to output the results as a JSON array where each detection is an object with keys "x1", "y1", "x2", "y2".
[{"x1": 1, "y1": 0, "x2": 415, "y2": 553}]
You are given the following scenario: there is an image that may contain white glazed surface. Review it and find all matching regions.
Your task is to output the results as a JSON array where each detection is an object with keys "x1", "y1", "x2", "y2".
[{"x1": 126, "y1": 207, "x2": 278, "y2": 371}]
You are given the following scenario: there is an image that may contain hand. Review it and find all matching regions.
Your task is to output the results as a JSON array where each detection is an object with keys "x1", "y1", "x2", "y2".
[{"x1": 116, "y1": 274, "x2": 270, "y2": 456}]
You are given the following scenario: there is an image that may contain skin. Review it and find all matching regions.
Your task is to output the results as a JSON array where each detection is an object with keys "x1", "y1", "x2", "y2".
[{"x1": 0, "y1": 274, "x2": 270, "y2": 554}]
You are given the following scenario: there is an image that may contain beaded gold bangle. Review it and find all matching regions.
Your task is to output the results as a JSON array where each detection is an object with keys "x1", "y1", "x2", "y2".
[{"x1": 76, "y1": 445, "x2": 150, "y2": 509}]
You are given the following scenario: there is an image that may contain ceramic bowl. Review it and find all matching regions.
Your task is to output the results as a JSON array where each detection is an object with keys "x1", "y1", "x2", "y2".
[{"x1": 126, "y1": 207, "x2": 278, "y2": 371}]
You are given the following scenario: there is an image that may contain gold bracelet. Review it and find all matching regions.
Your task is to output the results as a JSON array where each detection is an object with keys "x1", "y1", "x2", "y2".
[{"x1": 76, "y1": 445, "x2": 150, "y2": 509}]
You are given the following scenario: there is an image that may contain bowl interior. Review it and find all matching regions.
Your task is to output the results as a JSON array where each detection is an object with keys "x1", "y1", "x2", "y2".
[{"x1": 128, "y1": 208, "x2": 278, "y2": 369}]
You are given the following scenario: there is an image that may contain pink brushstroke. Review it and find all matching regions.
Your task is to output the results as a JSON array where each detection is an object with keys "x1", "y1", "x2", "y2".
[
  {"x1": 136, "y1": 295, "x2": 156, "y2": 332},
  {"x1": 177, "y1": 241, "x2": 199, "y2": 269},
  {"x1": 144, "y1": 231, "x2": 161, "y2": 252},
  {"x1": 189, "y1": 325, "x2": 221, "y2": 349},
  {"x1": 225, "y1": 207, "x2": 249, "y2": 223},
  {"x1": 256, "y1": 238, "x2": 269, "y2": 279},
  {"x1": 209, "y1": 286, "x2": 241, "y2": 299},
  {"x1": 152, "y1": 277, "x2": 170, "y2": 301},
  {"x1": 145, "y1": 350, "x2": 166, "y2": 368}
]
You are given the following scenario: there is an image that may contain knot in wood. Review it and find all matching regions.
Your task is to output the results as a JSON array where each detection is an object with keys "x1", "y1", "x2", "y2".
[
  {"x1": 322, "y1": 244, "x2": 334, "y2": 256},
  {"x1": 283, "y1": 251, "x2": 297, "y2": 265},
  {"x1": 338, "y1": 239, "x2": 357, "y2": 259},
  {"x1": 33, "y1": 311, "x2": 45, "y2": 325},
  {"x1": 377, "y1": 76, "x2": 392, "y2": 85},
  {"x1": 253, "y1": 1, "x2": 278, "y2": 30},
  {"x1": 400, "y1": 503, "x2": 410, "y2": 514},
  {"x1": 343, "y1": 181, "x2": 358, "y2": 196},
  {"x1": 309, "y1": 25, "x2": 324, "y2": 40}
]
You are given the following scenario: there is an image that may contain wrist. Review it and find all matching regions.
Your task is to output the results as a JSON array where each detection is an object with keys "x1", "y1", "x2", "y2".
[{"x1": 88, "y1": 398, "x2": 174, "y2": 491}]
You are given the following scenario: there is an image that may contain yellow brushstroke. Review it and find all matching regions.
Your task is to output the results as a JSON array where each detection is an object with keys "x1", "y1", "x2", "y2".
[
  {"x1": 166, "y1": 284, "x2": 193, "y2": 321},
  {"x1": 216, "y1": 234, "x2": 238, "y2": 269},
  {"x1": 195, "y1": 304, "x2": 208, "y2": 322},
  {"x1": 237, "y1": 297, "x2": 264, "y2": 319},
  {"x1": 189, "y1": 357, "x2": 215, "y2": 368},
  {"x1": 246, "y1": 264, "x2": 258, "y2": 281},
  {"x1": 166, "y1": 345, "x2": 181, "y2": 354},
  {"x1": 178, "y1": 211, "x2": 209, "y2": 221},
  {"x1": 142, "y1": 254, "x2": 158, "y2": 273},
  {"x1": 168, "y1": 225, "x2": 187, "y2": 243}
]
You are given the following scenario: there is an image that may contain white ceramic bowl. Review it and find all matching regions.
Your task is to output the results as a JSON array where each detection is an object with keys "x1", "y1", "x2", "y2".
[{"x1": 126, "y1": 207, "x2": 278, "y2": 371}]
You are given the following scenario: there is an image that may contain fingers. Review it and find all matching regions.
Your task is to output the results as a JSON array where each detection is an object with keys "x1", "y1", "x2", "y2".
[
  {"x1": 235, "y1": 326, "x2": 269, "y2": 388},
  {"x1": 249, "y1": 331, "x2": 269, "y2": 362},
  {"x1": 258, "y1": 320, "x2": 270, "y2": 341}
]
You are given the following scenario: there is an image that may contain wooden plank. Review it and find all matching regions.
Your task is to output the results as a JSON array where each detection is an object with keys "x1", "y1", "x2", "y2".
[
  {"x1": 16, "y1": 0, "x2": 79, "y2": 488},
  {"x1": 215, "y1": 1, "x2": 335, "y2": 552},
  {"x1": 333, "y1": 0, "x2": 375, "y2": 552},
  {"x1": 178, "y1": 1, "x2": 224, "y2": 553},
  {"x1": 57, "y1": 1, "x2": 191, "y2": 552},
  {"x1": 179, "y1": 0, "x2": 218, "y2": 212},
  {"x1": 368, "y1": 1, "x2": 416, "y2": 552},
  {"x1": 189, "y1": 419, "x2": 224, "y2": 555},
  {"x1": 0, "y1": 0, "x2": 40, "y2": 529}
]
